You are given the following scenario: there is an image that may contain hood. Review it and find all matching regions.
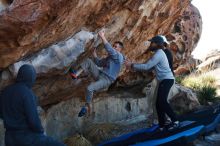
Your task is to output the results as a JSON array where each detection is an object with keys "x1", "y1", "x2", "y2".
[{"x1": 16, "y1": 64, "x2": 36, "y2": 88}]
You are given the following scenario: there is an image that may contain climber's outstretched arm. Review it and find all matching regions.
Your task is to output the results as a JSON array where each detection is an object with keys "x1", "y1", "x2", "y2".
[{"x1": 98, "y1": 30, "x2": 118, "y2": 57}]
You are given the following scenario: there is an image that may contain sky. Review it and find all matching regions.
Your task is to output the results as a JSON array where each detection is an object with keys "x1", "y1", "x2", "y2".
[{"x1": 191, "y1": 0, "x2": 220, "y2": 60}]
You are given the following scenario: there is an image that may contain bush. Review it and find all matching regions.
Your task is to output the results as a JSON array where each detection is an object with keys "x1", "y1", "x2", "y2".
[
  {"x1": 181, "y1": 75, "x2": 216, "y2": 89},
  {"x1": 197, "y1": 85, "x2": 217, "y2": 105},
  {"x1": 181, "y1": 76, "x2": 200, "y2": 90},
  {"x1": 180, "y1": 75, "x2": 218, "y2": 105},
  {"x1": 201, "y1": 76, "x2": 216, "y2": 85}
]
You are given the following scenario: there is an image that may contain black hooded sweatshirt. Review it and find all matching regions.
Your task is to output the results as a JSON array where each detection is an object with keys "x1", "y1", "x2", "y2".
[
  {"x1": 163, "y1": 48, "x2": 174, "y2": 75},
  {"x1": 0, "y1": 64, "x2": 44, "y2": 133}
]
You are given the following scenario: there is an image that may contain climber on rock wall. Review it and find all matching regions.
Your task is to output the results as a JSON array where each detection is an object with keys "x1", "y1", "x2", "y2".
[
  {"x1": 125, "y1": 35, "x2": 179, "y2": 131},
  {"x1": 69, "y1": 29, "x2": 124, "y2": 117},
  {"x1": 0, "y1": 64, "x2": 66, "y2": 146}
]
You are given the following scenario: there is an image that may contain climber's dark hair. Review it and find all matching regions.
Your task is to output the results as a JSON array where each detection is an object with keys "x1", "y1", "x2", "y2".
[{"x1": 114, "y1": 41, "x2": 124, "y2": 49}]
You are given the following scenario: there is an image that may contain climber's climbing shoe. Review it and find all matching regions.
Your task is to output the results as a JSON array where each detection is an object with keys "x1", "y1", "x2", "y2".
[
  {"x1": 69, "y1": 68, "x2": 78, "y2": 80},
  {"x1": 78, "y1": 106, "x2": 87, "y2": 117}
]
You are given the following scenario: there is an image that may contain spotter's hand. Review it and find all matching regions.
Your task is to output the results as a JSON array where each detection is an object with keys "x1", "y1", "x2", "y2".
[{"x1": 125, "y1": 59, "x2": 133, "y2": 70}]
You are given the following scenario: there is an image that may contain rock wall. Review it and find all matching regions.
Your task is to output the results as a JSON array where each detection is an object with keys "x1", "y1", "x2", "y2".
[
  {"x1": 0, "y1": 0, "x2": 202, "y2": 144},
  {"x1": 44, "y1": 92, "x2": 149, "y2": 140},
  {"x1": 0, "y1": 0, "x2": 202, "y2": 107}
]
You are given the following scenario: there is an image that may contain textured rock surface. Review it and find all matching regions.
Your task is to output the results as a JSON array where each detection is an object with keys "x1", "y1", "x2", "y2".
[
  {"x1": 197, "y1": 50, "x2": 220, "y2": 72},
  {"x1": 197, "y1": 50, "x2": 220, "y2": 97},
  {"x1": 44, "y1": 90, "x2": 149, "y2": 140},
  {"x1": 169, "y1": 84, "x2": 200, "y2": 113},
  {"x1": 64, "y1": 133, "x2": 92, "y2": 146},
  {"x1": 0, "y1": 0, "x2": 202, "y2": 108},
  {"x1": 196, "y1": 50, "x2": 220, "y2": 96},
  {"x1": 0, "y1": 0, "x2": 203, "y2": 144}
]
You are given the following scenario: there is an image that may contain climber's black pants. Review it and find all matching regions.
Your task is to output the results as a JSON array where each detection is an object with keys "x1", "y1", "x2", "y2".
[{"x1": 156, "y1": 79, "x2": 177, "y2": 127}]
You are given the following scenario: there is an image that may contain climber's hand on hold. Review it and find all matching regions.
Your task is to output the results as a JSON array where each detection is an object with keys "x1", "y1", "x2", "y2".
[
  {"x1": 98, "y1": 29, "x2": 108, "y2": 44},
  {"x1": 98, "y1": 29, "x2": 105, "y2": 38}
]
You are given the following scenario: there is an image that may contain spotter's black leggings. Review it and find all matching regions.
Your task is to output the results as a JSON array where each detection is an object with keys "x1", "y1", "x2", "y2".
[{"x1": 156, "y1": 79, "x2": 177, "y2": 127}]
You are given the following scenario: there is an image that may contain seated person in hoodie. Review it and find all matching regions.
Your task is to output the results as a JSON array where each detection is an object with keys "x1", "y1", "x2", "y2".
[
  {"x1": 0, "y1": 64, "x2": 66, "y2": 146},
  {"x1": 69, "y1": 30, "x2": 124, "y2": 117}
]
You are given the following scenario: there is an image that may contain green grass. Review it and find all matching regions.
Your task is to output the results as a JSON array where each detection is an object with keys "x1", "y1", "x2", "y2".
[
  {"x1": 197, "y1": 85, "x2": 217, "y2": 105},
  {"x1": 177, "y1": 74, "x2": 217, "y2": 105},
  {"x1": 181, "y1": 75, "x2": 216, "y2": 89}
]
